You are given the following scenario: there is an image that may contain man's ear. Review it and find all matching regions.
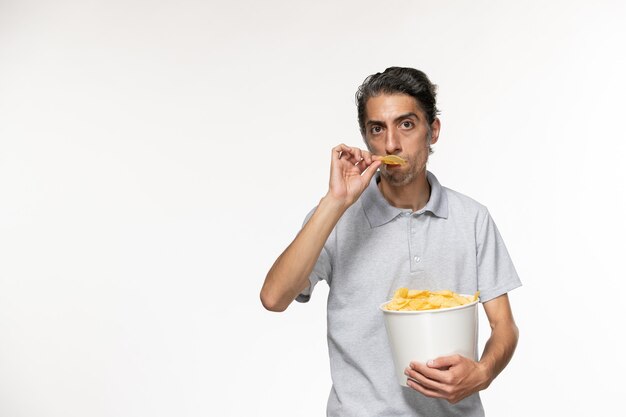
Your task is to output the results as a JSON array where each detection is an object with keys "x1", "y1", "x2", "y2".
[{"x1": 430, "y1": 118, "x2": 441, "y2": 145}]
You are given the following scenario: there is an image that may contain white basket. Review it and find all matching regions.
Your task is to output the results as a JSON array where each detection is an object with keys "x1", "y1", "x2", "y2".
[{"x1": 380, "y1": 298, "x2": 479, "y2": 386}]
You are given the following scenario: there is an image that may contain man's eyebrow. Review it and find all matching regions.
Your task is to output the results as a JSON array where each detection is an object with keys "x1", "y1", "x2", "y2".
[
  {"x1": 394, "y1": 112, "x2": 420, "y2": 122},
  {"x1": 366, "y1": 112, "x2": 420, "y2": 126}
]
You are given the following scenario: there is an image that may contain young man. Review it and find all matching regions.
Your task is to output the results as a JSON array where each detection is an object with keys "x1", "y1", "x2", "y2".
[{"x1": 261, "y1": 67, "x2": 521, "y2": 417}]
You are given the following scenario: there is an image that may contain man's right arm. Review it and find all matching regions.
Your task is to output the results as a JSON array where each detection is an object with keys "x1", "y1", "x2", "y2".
[
  {"x1": 260, "y1": 196, "x2": 346, "y2": 312},
  {"x1": 260, "y1": 144, "x2": 381, "y2": 312}
]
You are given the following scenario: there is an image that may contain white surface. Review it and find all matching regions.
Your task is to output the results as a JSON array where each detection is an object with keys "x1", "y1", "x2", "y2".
[
  {"x1": 1, "y1": 0, "x2": 625, "y2": 416},
  {"x1": 381, "y1": 301, "x2": 478, "y2": 386}
]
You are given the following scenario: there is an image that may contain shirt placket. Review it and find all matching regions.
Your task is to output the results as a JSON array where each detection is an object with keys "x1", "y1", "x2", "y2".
[{"x1": 408, "y1": 213, "x2": 423, "y2": 273}]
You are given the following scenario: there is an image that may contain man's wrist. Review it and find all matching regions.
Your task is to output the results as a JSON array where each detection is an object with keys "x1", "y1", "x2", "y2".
[
  {"x1": 319, "y1": 193, "x2": 351, "y2": 213},
  {"x1": 477, "y1": 359, "x2": 496, "y2": 389}
]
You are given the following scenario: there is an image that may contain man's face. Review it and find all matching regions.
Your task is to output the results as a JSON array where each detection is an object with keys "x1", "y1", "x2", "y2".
[{"x1": 363, "y1": 93, "x2": 440, "y2": 186}]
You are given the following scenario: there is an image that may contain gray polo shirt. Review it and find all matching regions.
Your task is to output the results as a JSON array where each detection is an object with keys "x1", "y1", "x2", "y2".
[{"x1": 297, "y1": 171, "x2": 521, "y2": 417}]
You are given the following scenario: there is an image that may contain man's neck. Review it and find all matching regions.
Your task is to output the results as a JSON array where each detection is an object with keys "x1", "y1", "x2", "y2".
[{"x1": 378, "y1": 171, "x2": 431, "y2": 212}]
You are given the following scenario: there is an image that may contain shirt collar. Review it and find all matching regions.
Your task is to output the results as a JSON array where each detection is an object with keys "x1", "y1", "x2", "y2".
[{"x1": 361, "y1": 170, "x2": 449, "y2": 228}]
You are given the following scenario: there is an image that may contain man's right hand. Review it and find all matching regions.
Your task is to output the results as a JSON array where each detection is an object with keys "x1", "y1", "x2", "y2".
[{"x1": 327, "y1": 144, "x2": 382, "y2": 208}]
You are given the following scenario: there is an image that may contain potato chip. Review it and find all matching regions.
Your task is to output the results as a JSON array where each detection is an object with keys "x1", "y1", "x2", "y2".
[
  {"x1": 393, "y1": 287, "x2": 409, "y2": 299},
  {"x1": 379, "y1": 155, "x2": 407, "y2": 165},
  {"x1": 387, "y1": 299, "x2": 410, "y2": 310},
  {"x1": 407, "y1": 289, "x2": 428, "y2": 298},
  {"x1": 384, "y1": 288, "x2": 480, "y2": 311}
]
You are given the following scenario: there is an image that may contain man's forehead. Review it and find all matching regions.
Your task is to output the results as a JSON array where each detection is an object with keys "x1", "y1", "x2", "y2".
[{"x1": 365, "y1": 93, "x2": 426, "y2": 120}]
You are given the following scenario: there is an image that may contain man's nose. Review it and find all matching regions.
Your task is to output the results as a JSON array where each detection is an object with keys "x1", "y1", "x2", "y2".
[{"x1": 385, "y1": 130, "x2": 401, "y2": 155}]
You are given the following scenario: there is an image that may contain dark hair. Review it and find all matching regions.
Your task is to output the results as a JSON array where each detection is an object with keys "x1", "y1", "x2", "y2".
[{"x1": 356, "y1": 67, "x2": 439, "y2": 136}]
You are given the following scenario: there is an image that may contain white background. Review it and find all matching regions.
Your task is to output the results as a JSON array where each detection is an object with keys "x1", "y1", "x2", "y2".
[{"x1": 1, "y1": 0, "x2": 625, "y2": 416}]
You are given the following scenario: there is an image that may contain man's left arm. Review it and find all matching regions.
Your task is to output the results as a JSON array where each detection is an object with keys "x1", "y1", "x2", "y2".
[{"x1": 404, "y1": 293, "x2": 519, "y2": 404}]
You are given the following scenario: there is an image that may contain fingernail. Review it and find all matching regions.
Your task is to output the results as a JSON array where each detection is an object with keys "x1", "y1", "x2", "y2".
[
  {"x1": 427, "y1": 360, "x2": 434, "y2": 366},
  {"x1": 404, "y1": 369, "x2": 409, "y2": 376}
]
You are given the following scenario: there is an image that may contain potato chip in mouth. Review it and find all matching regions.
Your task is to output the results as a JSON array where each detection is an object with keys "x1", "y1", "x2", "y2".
[{"x1": 379, "y1": 155, "x2": 407, "y2": 165}]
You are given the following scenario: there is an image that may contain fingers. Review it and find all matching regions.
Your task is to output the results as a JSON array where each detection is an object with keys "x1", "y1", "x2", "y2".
[
  {"x1": 332, "y1": 144, "x2": 357, "y2": 163},
  {"x1": 427, "y1": 355, "x2": 461, "y2": 370},
  {"x1": 406, "y1": 378, "x2": 447, "y2": 399},
  {"x1": 406, "y1": 363, "x2": 461, "y2": 403},
  {"x1": 331, "y1": 143, "x2": 350, "y2": 160},
  {"x1": 332, "y1": 144, "x2": 373, "y2": 167},
  {"x1": 409, "y1": 361, "x2": 448, "y2": 382},
  {"x1": 406, "y1": 357, "x2": 480, "y2": 404},
  {"x1": 405, "y1": 363, "x2": 449, "y2": 392},
  {"x1": 360, "y1": 159, "x2": 381, "y2": 180},
  {"x1": 361, "y1": 149, "x2": 373, "y2": 165}
]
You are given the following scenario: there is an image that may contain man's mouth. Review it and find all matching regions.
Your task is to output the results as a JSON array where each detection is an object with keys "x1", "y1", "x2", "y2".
[{"x1": 379, "y1": 155, "x2": 407, "y2": 166}]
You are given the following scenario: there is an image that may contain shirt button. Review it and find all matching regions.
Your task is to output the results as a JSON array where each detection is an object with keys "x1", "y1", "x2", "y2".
[{"x1": 414, "y1": 256, "x2": 421, "y2": 263}]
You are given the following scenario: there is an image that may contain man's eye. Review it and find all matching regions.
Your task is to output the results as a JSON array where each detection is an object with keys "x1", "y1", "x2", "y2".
[
  {"x1": 371, "y1": 126, "x2": 382, "y2": 134},
  {"x1": 401, "y1": 121, "x2": 414, "y2": 128}
]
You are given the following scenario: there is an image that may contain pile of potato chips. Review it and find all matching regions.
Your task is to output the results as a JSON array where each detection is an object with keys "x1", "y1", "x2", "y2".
[{"x1": 384, "y1": 288, "x2": 479, "y2": 311}]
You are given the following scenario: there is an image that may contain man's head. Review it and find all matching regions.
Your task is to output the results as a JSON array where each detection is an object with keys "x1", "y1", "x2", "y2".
[
  {"x1": 356, "y1": 67, "x2": 439, "y2": 155},
  {"x1": 355, "y1": 67, "x2": 441, "y2": 187}
]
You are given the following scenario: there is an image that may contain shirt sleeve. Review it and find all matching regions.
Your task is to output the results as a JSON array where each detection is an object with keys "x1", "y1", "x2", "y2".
[
  {"x1": 295, "y1": 207, "x2": 333, "y2": 303},
  {"x1": 296, "y1": 245, "x2": 332, "y2": 303},
  {"x1": 476, "y1": 210, "x2": 522, "y2": 302}
]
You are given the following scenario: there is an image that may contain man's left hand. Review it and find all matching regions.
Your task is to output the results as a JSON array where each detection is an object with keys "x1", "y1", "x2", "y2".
[{"x1": 404, "y1": 355, "x2": 492, "y2": 404}]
